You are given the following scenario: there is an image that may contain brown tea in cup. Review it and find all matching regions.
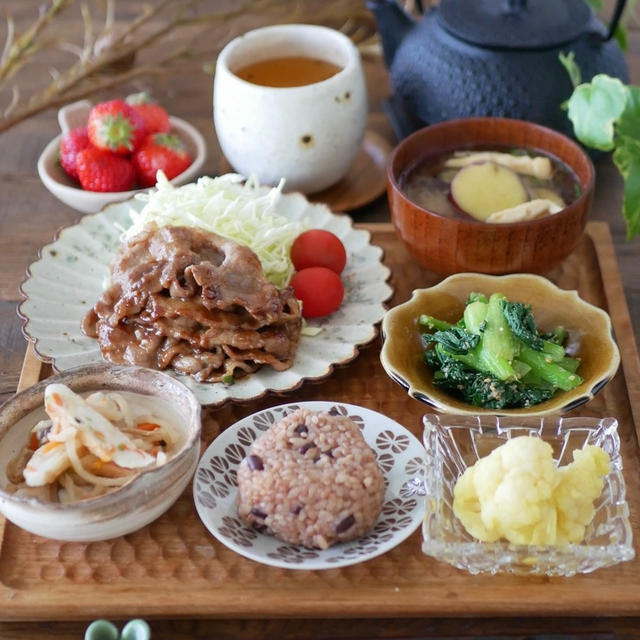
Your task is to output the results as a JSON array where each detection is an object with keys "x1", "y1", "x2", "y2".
[{"x1": 234, "y1": 56, "x2": 342, "y2": 88}]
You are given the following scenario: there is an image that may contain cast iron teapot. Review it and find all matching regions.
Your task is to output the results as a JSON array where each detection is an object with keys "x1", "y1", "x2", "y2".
[{"x1": 368, "y1": 0, "x2": 629, "y2": 138}]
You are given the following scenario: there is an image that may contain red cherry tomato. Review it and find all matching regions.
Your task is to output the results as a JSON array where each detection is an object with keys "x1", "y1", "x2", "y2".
[
  {"x1": 290, "y1": 229, "x2": 347, "y2": 274},
  {"x1": 290, "y1": 267, "x2": 344, "y2": 318}
]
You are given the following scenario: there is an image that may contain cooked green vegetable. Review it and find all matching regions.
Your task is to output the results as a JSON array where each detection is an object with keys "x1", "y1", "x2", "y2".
[
  {"x1": 540, "y1": 325, "x2": 569, "y2": 346},
  {"x1": 418, "y1": 314, "x2": 454, "y2": 332},
  {"x1": 422, "y1": 326, "x2": 479, "y2": 354},
  {"x1": 420, "y1": 292, "x2": 583, "y2": 409},
  {"x1": 501, "y1": 300, "x2": 567, "y2": 361},
  {"x1": 425, "y1": 346, "x2": 556, "y2": 409}
]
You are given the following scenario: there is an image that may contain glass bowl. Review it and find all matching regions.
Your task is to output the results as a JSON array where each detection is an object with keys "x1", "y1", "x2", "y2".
[{"x1": 422, "y1": 413, "x2": 635, "y2": 576}]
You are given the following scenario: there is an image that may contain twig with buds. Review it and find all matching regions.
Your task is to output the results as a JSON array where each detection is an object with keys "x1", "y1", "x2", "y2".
[{"x1": 0, "y1": 0, "x2": 376, "y2": 134}]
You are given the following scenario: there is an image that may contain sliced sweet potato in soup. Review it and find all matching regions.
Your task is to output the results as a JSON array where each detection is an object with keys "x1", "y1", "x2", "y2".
[{"x1": 450, "y1": 162, "x2": 529, "y2": 221}]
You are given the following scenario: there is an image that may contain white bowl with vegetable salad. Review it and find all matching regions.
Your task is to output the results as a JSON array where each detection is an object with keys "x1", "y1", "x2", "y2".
[
  {"x1": 0, "y1": 363, "x2": 201, "y2": 542},
  {"x1": 380, "y1": 273, "x2": 620, "y2": 417}
]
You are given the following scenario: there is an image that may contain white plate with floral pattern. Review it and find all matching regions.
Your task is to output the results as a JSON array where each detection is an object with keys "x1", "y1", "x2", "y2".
[
  {"x1": 18, "y1": 189, "x2": 392, "y2": 406},
  {"x1": 193, "y1": 401, "x2": 426, "y2": 570}
]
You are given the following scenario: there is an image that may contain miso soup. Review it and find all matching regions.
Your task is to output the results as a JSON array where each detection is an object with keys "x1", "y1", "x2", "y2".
[{"x1": 400, "y1": 147, "x2": 580, "y2": 224}]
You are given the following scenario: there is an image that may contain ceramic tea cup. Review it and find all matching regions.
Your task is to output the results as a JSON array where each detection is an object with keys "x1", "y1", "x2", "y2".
[{"x1": 213, "y1": 24, "x2": 367, "y2": 194}]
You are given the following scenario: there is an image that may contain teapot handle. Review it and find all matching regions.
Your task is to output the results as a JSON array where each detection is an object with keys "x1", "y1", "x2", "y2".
[{"x1": 603, "y1": 0, "x2": 627, "y2": 41}]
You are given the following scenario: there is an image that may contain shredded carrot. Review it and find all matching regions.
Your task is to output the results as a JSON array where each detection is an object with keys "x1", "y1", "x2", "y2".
[
  {"x1": 28, "y1": 433, "x2": 39, "y2": 450},
  {"x1": 91, "y1": 460, "x2": 131, "y2": 478},
  {"x1": 136, "y1": 422, "x2": 160, "y2": 431}
]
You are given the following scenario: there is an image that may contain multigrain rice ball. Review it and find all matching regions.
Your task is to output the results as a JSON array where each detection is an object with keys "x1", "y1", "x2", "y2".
[{"x1": 236, "y1": 408, "x2": 385, "y2": 549}]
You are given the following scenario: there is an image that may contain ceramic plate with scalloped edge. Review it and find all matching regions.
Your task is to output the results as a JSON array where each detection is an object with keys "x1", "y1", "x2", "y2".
[
  {"x1": 192, "y1": 401, "x2": 426, "y2": 570},
  {"x1": 18, "y1": 190, "x2": 392, "y2": 406}
]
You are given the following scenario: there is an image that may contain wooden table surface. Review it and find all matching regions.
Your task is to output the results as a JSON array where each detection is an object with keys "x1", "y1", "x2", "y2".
[{"x1": 0, "y1": 1, "x2": 639, "y2": 639}]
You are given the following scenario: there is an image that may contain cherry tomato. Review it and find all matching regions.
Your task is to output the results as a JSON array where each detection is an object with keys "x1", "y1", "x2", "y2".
[
  {"x1": 290, "y1": 229, "x2": 347, "y2": 274},
  {"x1": 290, "y1": 267, "x2": 344, "y2": 318}
]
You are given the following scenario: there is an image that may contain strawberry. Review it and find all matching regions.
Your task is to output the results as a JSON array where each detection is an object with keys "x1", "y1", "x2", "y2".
[
  {"x1": 59, "y1": 126, "x2": 91, "y2": 181},
  {"x1": 132, "y1": 133, "x2": 192, "y2": 187},
  {"x1": 76, "y1": 147, "x2": 136, "y2": 192},
  {"x1": 126, "y1": 92, "x2": 171, "y2": 134},
  {"x1": 87, "y1": 99, "x2": 146, "y2": 155}
]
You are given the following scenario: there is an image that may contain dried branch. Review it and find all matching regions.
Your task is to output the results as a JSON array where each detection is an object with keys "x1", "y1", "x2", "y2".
[
  {"x1": 0, "y1": 0, "x2": 377, "y2": 134},
  {"x1": 0, "y1": 0, "x2": 73, "y2": 84}
]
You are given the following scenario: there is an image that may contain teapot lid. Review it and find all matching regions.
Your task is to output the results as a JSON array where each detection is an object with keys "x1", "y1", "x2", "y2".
[{"x1": 438, "y1": 0, "x2": 592, "y2": 49}]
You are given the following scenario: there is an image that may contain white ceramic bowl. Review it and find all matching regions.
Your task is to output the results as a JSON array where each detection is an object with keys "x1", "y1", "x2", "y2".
[
  {"x1": 0, "y1": 363, "x2": 201, "y2": 542},
  {"x1": 37, "y1": 100, "x2": 207, "y2": 213}
]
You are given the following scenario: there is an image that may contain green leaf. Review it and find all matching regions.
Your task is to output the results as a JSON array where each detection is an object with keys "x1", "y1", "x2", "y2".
[
  {"x1": 613, "y1": 135, "x2": 636, "y2": 177},
  {"x1": 584, "y1": 0, "x2": 603, "y2": 10},
  {"x1": 567, "y1": 74, "x2": 629, "y2": 150},
  {"x1": 559, "y1": 51, "x2": 582, "y2": 89},
  {"x1": 614, "y1": 23, "x2": 628, "y2": 53},
  {"x1": 616, "y1": 86, "x2": 640, "y2": 140},
  {"x1": 613, "y1": 136, "x2": 640, "y2": 239}
]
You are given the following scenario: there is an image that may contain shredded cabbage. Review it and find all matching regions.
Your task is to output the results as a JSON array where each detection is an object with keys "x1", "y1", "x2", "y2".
[{"x1": 124, "y1": 172, "x2": 307, "y2": 288}]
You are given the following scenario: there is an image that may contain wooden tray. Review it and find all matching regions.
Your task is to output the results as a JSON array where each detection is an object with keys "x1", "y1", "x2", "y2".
[{"x1": 1, "y1": 222, "x2": 639, "y2": 622}]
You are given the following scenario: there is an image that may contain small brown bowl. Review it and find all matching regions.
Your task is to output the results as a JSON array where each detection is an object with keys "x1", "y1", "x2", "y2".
[{"x1": 387, "y1": 117, "x2": 595, "y2": 276}]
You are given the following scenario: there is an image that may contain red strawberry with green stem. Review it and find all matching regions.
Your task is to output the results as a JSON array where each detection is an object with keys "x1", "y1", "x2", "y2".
[
  {"x1": 76, "y1": 147, "x2": 136, "y2": 192},
  {"x1": 132, "y1": 133, "x2": 192, "y2": 187},
  {"x1": 59, "y1": 126, "x2": 91, "y2": 181},
  {"x1": 126, "y1": 92, "x2": 171, "y2": 134},
  {"x1": 87, "y1": 99, "x2": 146, "y2": 155}
]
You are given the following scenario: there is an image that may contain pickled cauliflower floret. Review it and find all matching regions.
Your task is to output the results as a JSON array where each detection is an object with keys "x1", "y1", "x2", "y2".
[
  {"x1": 453, "y1": 436, "x2": 610, "y2": 546},
  {"x1": 554, "y1": 445, "x2": 611, "y2": 544}
]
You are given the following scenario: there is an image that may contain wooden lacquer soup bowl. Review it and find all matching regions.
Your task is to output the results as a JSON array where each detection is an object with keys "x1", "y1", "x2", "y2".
[{"x1": 387, "y1": 118, "x2": 595, "y2": 276}]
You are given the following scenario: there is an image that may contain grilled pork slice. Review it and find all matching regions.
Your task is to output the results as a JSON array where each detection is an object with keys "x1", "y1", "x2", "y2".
[{"x1": 83, "y1": 225, "x2": 302, "y2": 382}]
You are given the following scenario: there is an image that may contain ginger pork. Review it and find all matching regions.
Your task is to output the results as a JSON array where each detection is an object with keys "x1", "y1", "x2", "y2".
[{"x1": 82, "y1": 225, "x2": 302, "y2": 382}]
